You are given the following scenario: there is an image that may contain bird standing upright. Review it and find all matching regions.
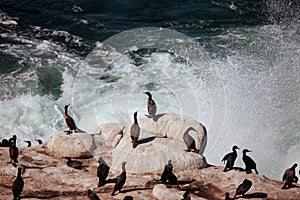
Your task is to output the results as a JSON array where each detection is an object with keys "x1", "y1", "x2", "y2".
[
  {"x1": 242, "y1": 149, "x2": 258, "y2": 174},
  {"x1": 111, "y1": 162, "x2": 127, "y2": 196},
  {"x1": 130, "y1": 111, "x2": 140, "y2": 148},
  {"x1": 9, "y1": 140, "x2": 19, "y2": 163},
  {"x1": 144, "y1": 92, "x2": 157, "y2": 118},
  {"x1": 161, "y1": 160, "x2": 173, "y2": 183},
  {"x1": 221, "y1": 145, "x2": 239, "y2": 172},
  {"x1": 282, "y1": 163, "x2": 298, "y2": 189},
  {"x1": 97, "y1": 157, "x2": 110, "y2": 187},
  {"x1": 64, "y1": 104, "x2": 77, "y2": 134},
  {"x1": 12, "y1": 167, "x2": 24, "y2": 200}
]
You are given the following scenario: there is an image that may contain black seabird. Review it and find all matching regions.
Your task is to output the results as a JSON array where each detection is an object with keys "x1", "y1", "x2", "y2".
[
  {"x1": 225, "y1": 192, "x2": 231, "y2": 200},
  {"x1": 97, "y1": 157, "x2": 110, "y2": 187},
  {"x1": 111, "y1": 162, "x2": 127, "y2": 196},
  {"x1": 24, "y1": 140, "x2": 31, "y2": 147},
  {"x1": 160, "y1": 160, "x2": 173, "y2": 183},
  {"x1": 221, "y1": 145, "x2": 239, "y2": 172},
  {"x1": 64, "y1": 104, "x2": 77, "y2": 134},
  {"x1": 9, "y1": 141, "x2": 19, "y2": 163},
  {"x1": 66, "y1": 157, "x2": 83, "y2": 170},
  {"x1": 282, "y1": 163, "x2": 298, "y2": 189},
  {"x1": 183, "y1": 128, "x2": 198, "y2": 153},
  {"x1": 182, "y1": 191, "x2": 191, "y2": 200},
  {"x1": 234, "y1": 179, "x2": 252, "y2": 199},
  {"x1": 87, "y1": 189, "x2": 100, "y2": 200},
  {"x1": 12, "y1": 167, "x2": 24, "y2": 200},
  {"x1": 144, "y1": 92, "x2": 157, "y2": 118},
  {"x1": 35, "y1": 139, "x2": 43, "y2": 145},
  {"x1": 130, "y1": 111, "x2": 140, "y2": 148},
  {"x1": 242, "y1": 149, "x2": 258, "y2": 174}
]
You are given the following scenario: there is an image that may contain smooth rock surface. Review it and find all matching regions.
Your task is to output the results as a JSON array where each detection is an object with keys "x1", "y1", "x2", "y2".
[
  {"x1": 101, "y1": 113, "x2": 208, "y2": 173},
  {"x1": 47, "y1": 131, "x2": 94, "y2": 158}
]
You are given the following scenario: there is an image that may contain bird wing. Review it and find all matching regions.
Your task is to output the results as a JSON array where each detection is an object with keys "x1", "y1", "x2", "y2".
[
  {"x1": 148, "y1": 100, "x2": 157, "y2": 116},
  {"x1": 282, "y1": 170, "x2": 287, "y2": 182},
  {"x1": 222, "y1": 153, "x2": 231, "y2": 162},
  {"x1": 65, "y1": 116, "x2": 76, "y2": 130},
  {"x1": 130, "y1": 124, "x2": 140, "y2": 139}
]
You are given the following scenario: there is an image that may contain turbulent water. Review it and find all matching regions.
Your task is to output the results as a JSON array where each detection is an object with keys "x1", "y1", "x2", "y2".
[{"x1": 0, "y1": 0, "x2": 299, "y2": 179}]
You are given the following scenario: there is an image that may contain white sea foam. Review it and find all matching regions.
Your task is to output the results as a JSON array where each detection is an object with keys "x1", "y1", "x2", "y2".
[{"x1": 0, "y1": 25, "x2": 299, "y2": 180}]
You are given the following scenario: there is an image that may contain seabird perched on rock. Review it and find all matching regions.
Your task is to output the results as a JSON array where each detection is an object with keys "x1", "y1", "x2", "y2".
[
  {"x1": 160, "y1": 160, "x2": 173, "y2": 183},
  {"x1": 183, "y1": 128, "x2": 198, "y2": 153},
  {"x1": 161, "y1": 160, "x2": 180, "y2": 189},
  {"x1": 97, "y1": 157, "x2": 110, "y2": 187},
  {"x1": 130, "y1": 111, "x2": 140, "y2": 148},
  {"x1": 144, "y1": 92, "x2": 157, "y2": 118},
  {"x1": 112, "y1": 162, "x2": 127, "y2": 196},
  {"x1": 9, "y1": 141, "x2": 19, "y2": 163},
  {"x1": 66, "y1": 157, "x2": 83, "y2": 170},
  {"x1": 182, "y1": 191, "x2": 191, "y2": 200},
  {"x1": 64, "y1": 104, "x2": 77, "y2": 134},
  {"x1": 35, "y1": 139, "x2": 43, "y2": 145},
  {"x1": 9, "y1": 135, "x2": 17, "y2": 146},
  {"x1": 165, "y1": 168, "x2": 180, "y2": 189},
  {"x1": 87, "y1": 189, "x2": 100, "y2": 200},
  {"x1": 221, "y1": 145, "x2": 239, "y2": 172},
  {"x1": 1, "y1": 138, "x2": 10, "y2": 147},
  {"x1": 24, "y1": 140, "x2": 31, "y2": 147},
  {"x1": 282, "y1": 163, "x2": 298, "y2": 189},
  {"x1": 242, "y1": 149, "x2": 258, "y2": 174},
  {"x1": 12, "y1": 167, "x2": 24, "y2": 200},
  {"x1": 234, "y1": 179, "x2": 252, "y2": 199},
  {"x1": 225, "y1": 192, "x2": 231, "y2": 200}
]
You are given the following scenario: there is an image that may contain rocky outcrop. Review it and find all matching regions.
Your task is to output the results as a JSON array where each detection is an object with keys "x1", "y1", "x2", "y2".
[
  {"x1": 93, "y1": 113, "x2": 207, "y2": 173},
  {"x1": 47, "y1": 131, "x2": 94, "y2": 158},
  {"x1": 1, "y1": 113, "x2": 299, "y2": 199},
  {"x1": 1, "y1": 145, "x2": 299, "y2": 200}
]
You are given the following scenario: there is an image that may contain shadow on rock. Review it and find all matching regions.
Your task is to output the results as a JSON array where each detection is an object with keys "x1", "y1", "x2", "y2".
[{"x1": 243, "y1": 192, "x2": 268, "y2": 198}]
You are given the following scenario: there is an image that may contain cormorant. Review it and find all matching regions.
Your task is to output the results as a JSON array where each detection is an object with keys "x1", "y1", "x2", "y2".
[
  {"x1": 111, "y1": 162, "x2": 127, "y2": 196},
  {"x1": 242, "y1": 149, "x2": 258, "y2": 174},
  {"x1": 130, "y1": 111, "x2": 140, "y2": 148},
  {"x1": 221, "y1": 145, "x2": 239, "y2": 172},
  {"x1": 97, "y1": 157, "x2": 110, "y2": 187},
  {"x1": 234, "y1": 179, "x2": 252, "y2": 199},
  {"x1": 144, "y1": 92, "x2": 157, "y2": 118},
  {"x1": 64, "y1": 104, "x2": 77, "y2": 134}
]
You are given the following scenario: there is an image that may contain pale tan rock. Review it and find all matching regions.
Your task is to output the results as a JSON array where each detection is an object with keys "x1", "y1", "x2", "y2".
[
  {"x1": 138, "y1": 113, "x2": 207, "y2": 155},
  {"x1": 94, "y1": 123, "x2": 124, "y2": 148},
  {"x1": 109, "y1": 113, "x2": 207, "y2": 173},
  {"x1": 47, "y1": 131, "x2": 94, "y2": 158}
]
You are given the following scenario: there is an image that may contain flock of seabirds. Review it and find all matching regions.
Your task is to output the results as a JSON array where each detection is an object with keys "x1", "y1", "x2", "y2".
[{"x1": 1, "y1": 92, "x2": 299, "y2": 200}]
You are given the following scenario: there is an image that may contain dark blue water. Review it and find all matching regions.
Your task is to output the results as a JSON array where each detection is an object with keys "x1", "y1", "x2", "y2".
[{"x1": 0, "y1": 0, "x2": 299, "y2": 179}]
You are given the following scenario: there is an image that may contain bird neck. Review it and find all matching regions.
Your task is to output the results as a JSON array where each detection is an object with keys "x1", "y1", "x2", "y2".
[
  {"x1": 134, "y1": 115, "x2": 138, "y2": 125},
  {"x1": 64, "y1": 106, "x2": 68, "y2": 115},
  {"x1": 17, "y1": 168, "x2": 22, "y2": 178},
  {"x1": 122, "y1": 164, "x2": 126, "y2": 172}
]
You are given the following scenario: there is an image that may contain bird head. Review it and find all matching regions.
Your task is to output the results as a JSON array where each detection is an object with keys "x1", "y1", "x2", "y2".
[
  {"x1": 243, "y1": 149, "x2": 252, "y2": 154},
  {"x1": 122, "y1": 162, "x2": 127, "y2": 171},
  {"x1": 144, "y1": 92, "x2": 152, "y2": 98},
  {"x1": 233, "y1": 145, "x2": 239, "y2": 150}
]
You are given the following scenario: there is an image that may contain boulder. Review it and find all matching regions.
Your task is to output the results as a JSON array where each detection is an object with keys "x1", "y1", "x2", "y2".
[
  {"x1": 94, "y1": 123, "x2": 124, "y2": 148},
  {"x1": 109, "y1": 113, "x2": 208, "y2": 173},
  {"x1": 47, "y1": 131, "x2": 94, "y2": 158}
]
